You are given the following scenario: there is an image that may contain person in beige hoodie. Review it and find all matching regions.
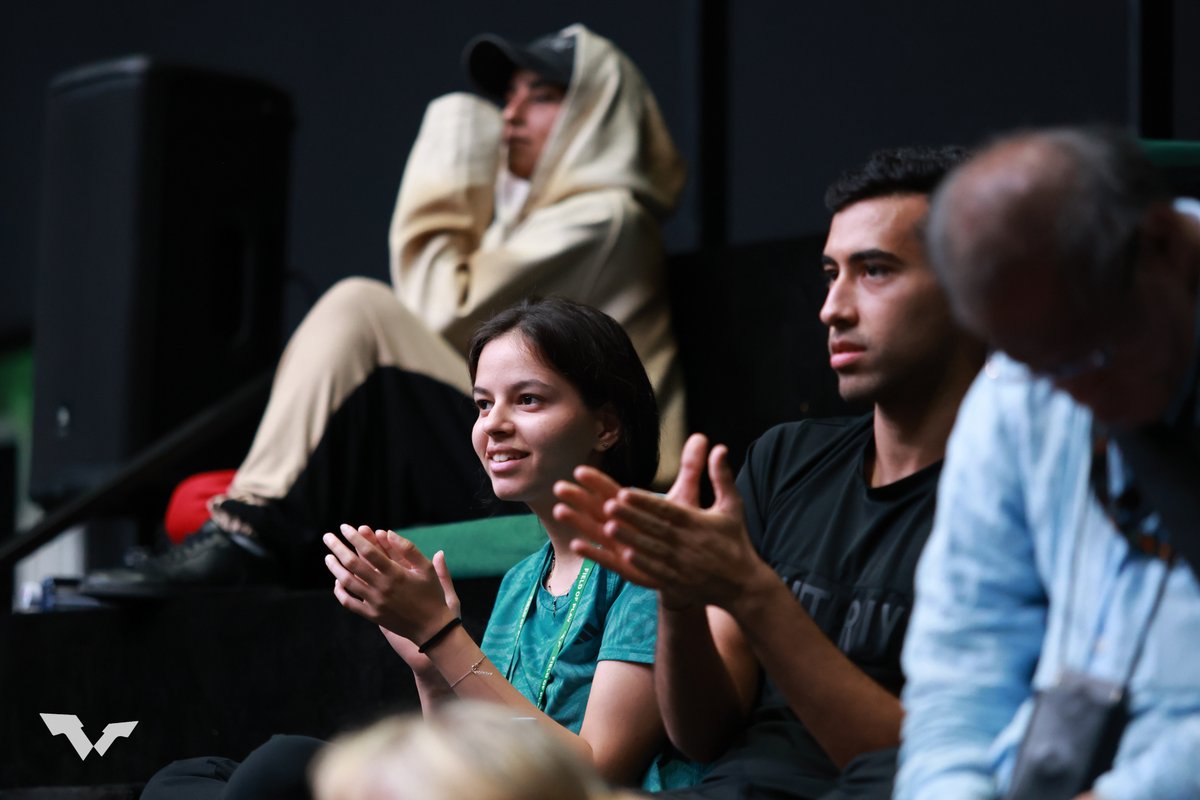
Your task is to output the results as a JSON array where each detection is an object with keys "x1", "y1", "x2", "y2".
[{"x1": 81, "y1": 24, "x2": 687, "y2": 597}]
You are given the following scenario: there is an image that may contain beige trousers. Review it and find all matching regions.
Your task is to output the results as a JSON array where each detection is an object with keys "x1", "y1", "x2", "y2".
[{"x1": 223, "y1": 276, "x2": 472, "y2": 509}]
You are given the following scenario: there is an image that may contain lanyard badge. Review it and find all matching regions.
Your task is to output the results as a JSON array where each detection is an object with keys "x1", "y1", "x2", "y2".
[{"x1": 504, "y1": 549, "x2": 596, "y2": 710}]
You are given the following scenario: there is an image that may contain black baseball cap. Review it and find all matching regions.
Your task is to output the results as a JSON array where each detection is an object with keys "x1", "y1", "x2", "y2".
[{"x1": 463, "y1": 30, "x2": 576, "y2": 104}]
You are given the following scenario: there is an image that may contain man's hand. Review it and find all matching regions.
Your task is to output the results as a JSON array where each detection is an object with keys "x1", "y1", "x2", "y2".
[
  {"x1": 554, "y1": 460, "x2": 662, "y2": 584},
  {"x1": 555, "y1": 433, "x2": 773, "y2": 612}
]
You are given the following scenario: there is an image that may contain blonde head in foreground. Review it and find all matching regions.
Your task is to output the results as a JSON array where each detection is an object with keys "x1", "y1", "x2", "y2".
[{"x1": 312, "y1": 701, "x2": 642, "y2": 800}]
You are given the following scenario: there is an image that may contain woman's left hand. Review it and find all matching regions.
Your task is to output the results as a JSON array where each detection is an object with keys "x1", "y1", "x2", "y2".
[{"x1": 324, "y1": 524, "x2": 459, "y2": 643}]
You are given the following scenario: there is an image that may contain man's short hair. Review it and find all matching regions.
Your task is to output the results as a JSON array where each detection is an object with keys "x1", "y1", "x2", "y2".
[{"x1": 824, "y1": 145, "x2": 970, "y2": 213}]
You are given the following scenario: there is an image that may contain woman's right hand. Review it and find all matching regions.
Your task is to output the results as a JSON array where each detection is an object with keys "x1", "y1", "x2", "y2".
[
  {"x1": 373, "y1": 534, "x2": 461, "y2": 680},
  {"x1": 325, "y1": 524, "x2": 463, "y2": 644},
  {"x1": 367, "y1": 536, "x2": 464, "y2": 711}
]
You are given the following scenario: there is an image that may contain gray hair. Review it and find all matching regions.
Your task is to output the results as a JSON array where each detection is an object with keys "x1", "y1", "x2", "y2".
[
  {"x1": 1041, "y1": 126, "x2": 1170, "y2": 295},
  {"x1": 928, "y1": 125, "x2": 1170, "y2": 316}
]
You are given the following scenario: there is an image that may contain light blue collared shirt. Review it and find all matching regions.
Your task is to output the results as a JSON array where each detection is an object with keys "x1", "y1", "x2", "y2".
[{"x1": 896, "y1": 363, "x2": 1200, "y2": 800}]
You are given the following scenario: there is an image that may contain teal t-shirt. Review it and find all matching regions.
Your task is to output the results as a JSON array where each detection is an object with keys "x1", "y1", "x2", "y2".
[{"x1": 480, "y1": 541, "x2": 702, "y2": 791}]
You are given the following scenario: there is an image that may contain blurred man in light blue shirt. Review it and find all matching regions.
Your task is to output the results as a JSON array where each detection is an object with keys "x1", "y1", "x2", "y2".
[{"x1": 897, "y1": 127, "x2": 1200, "y2": 800}]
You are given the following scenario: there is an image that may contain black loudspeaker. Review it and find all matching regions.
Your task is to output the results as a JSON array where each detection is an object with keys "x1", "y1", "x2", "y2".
[{"x1": 31, "y1": 56, "x2": 293, "y2": 503}]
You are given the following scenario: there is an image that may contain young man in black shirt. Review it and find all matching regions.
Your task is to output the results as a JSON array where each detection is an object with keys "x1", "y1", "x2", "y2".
[{"x1": 554, "y1": 146, "x2": 986, "y2": 799}]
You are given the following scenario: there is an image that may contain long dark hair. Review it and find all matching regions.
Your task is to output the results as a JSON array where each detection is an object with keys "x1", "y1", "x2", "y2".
[{"x1": 468, "y1": 297, "x2": 660, "y2": 488}]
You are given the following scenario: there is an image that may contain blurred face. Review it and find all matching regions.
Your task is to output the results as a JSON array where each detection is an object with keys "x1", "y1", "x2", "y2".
[
  {"x1": 502, "y1": 69, "x2": 566, "y2": 179},
  {"x1": 472, "y1": 331, "x2": 613, "y2": 515},
  {"x1": 820, "y1": 194, "x2": 965, "y2": 407},
  {"x1": 967, "y1": 241, "x2": 1193, "y2": 427}
]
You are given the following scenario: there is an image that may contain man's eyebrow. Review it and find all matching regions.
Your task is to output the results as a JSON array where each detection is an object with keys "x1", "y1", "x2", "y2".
[
  {"x1": 847, "y1": 248, "x2": 902, "y2": 263},
  {"x1": 820, "y1": 249, "x2": 902, "y2": 266},
  {"x1": 528, "y1": 78, "x2": 565, "y2": 91}
]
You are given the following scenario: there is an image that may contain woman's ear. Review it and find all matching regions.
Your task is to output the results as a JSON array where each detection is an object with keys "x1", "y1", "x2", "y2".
[{"x1": 594, "y1": 404, "x2": 621, "y2": 453}]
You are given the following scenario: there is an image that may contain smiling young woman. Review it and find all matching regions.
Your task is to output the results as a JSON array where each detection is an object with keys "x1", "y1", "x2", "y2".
[
  {"x1": 470, "y1": 329, "x2": 618, "y2": 517},
  {"x1": 325, "y1": 298, "x2": 693, "y2": 791},
  {"x1": 138, "y1": 298, "x2": 698, "y2": 799}
]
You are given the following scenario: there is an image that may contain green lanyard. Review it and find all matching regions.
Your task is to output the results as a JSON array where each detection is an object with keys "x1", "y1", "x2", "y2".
[{"x1": 505, "y1": 549, "x2": 595, "y2": 710}]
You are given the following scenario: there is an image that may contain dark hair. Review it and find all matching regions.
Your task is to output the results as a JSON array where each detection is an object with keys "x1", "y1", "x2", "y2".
[
  {"x1": 824, "y1": 145, "x2": 971, "y2": 212},
  {"x1": 467, "y1": 297, "x2": 660, "y2": 488}
]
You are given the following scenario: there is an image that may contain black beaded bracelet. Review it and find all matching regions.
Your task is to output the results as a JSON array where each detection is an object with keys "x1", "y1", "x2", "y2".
[{"x1": 417, "y1": 617, "x2": 463, "y2": 653}]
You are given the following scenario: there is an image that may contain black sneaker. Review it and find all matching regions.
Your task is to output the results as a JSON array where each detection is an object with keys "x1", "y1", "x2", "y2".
[{"x1": 77, "y1": 521, "x2": 281, "y2": 599}]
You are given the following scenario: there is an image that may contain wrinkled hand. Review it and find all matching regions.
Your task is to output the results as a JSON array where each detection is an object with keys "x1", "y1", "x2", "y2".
[
  {"x1": 556, "y1": 433, "x2": 768, "y2": 611},
  {"x1": 324, "y1": 524, "x2": 460, "y2": 646}
]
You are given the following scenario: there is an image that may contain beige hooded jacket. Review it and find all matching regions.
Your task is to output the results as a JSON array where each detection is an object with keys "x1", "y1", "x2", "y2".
[{"x1": 388, "y1": 24, "x2": 688, "y2": 485}]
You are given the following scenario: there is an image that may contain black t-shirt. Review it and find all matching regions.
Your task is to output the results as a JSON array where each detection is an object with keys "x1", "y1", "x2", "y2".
[{"x1": 699, "y1": 415, "x2": 941, "y2": 793}]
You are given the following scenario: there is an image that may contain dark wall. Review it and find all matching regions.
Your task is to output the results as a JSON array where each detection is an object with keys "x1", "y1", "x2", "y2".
[
  {"x1": 3, "y1": 0, "x2": 1196, "y2": 343},
  {"x1": 0, "y1": 0, "x2": 705, "y2": 342},
  {"x1": 727, "y1": 0, "x2": 1133, "y2": 244},
  {"x1": 1175, "y1": 0, "x2": 1200, "y2": 138}
]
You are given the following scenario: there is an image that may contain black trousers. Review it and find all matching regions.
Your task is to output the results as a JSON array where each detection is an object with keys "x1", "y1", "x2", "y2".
[
  {"x1": 657, "y1": 747, "x2": 898, "y2": 800},
  {"x1": 140, "y1": 735, "x2": 324, "y2": 800},
  {"x1": 143, "y1": 739, "x2": 897, "y2": 800},
  {"x1": 222, "y1": 366, "x2": 518, "y2": 586}
]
